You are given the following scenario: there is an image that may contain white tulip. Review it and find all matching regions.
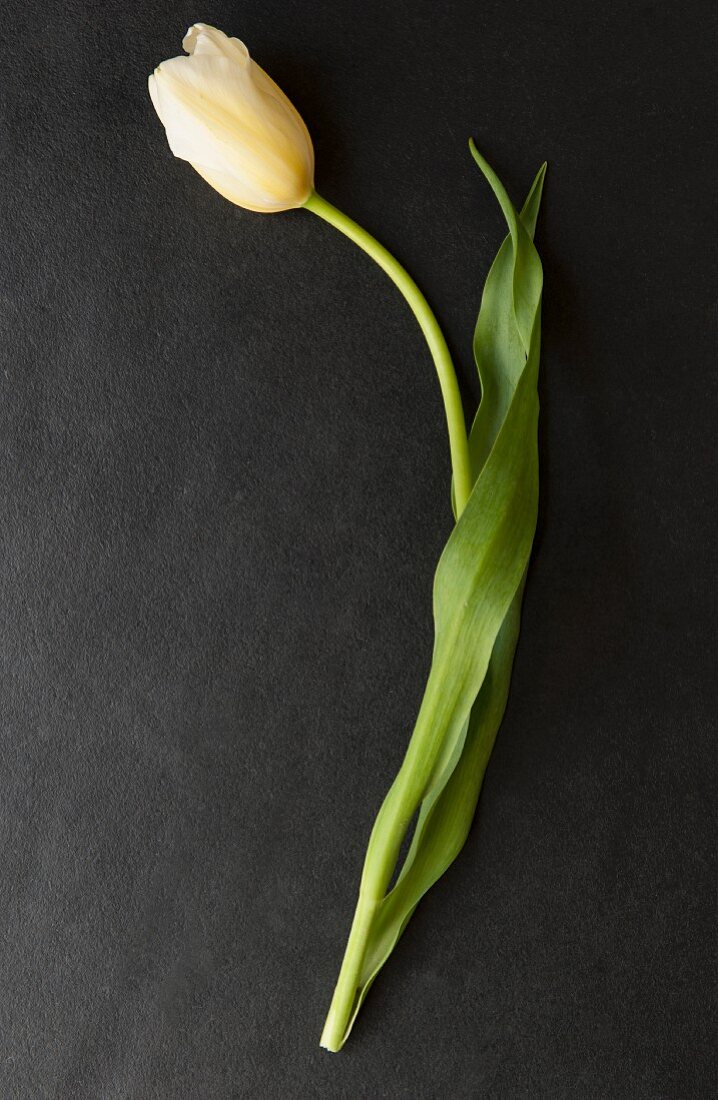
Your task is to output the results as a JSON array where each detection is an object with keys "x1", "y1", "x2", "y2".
[{"x1": 148, "y1": 24, "x2": 314, "y2": 213}]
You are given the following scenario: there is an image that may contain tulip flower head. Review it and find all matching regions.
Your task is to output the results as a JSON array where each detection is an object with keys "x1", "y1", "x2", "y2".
[{"x1": 148, "y1": 24, "x2": 314, "y2": 212}]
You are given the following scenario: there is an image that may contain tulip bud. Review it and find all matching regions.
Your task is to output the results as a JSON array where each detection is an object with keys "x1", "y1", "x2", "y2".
[{"x1": 148, "y1": 24, "x2": 315, "y2": 213}]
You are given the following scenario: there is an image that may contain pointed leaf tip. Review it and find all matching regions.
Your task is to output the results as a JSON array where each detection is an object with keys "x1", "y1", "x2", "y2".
[{"x1": 468, "y1": 138, "x2": 492, "y2": 175}]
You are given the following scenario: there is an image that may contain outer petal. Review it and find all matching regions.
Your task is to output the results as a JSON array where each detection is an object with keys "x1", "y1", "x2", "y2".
[
  {"x1": 249, "y1": 60, "x2": 314, "y2": 182},
  {"x1": 190, "y1": 163, "x2": 299, "y2": 212},
  {"x1": 151, "y1": 58, "x2": 276, "y2": 172},
  {"x1": 154, "y1": 57, "x2": 311, "y2": 202},
  {"x1": 147, "y1": 72, "x2": 163, "y2": 125}
]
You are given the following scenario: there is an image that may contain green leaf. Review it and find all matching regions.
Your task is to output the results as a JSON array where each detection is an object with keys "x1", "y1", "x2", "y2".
[{"x1": 329, "y1": 151, "x2": 545, "y2": 1048}]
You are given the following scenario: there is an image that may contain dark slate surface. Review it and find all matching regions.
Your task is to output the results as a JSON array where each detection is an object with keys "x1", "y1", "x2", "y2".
[{"x1": 1, "y1": 1, "x2": 716, "y2": 1096}]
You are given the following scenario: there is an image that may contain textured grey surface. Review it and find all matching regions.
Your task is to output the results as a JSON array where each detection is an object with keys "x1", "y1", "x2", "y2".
[{"x1": 1, "y1": 0, "x2": 716, "y2": 1097}]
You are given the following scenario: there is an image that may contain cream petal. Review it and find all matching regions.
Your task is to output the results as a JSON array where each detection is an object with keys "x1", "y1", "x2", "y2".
[
  {"x1": 153, "y1": 69, "x2": 309, "y2": 207},
  {"x1": 249, "y1": 60, "x2": 314, "y2": 179},
  {"x1": 156, "y1": 57, "x2": 301, "y2": 171},
  {"x1": 191, "y1": 163, "x2": 297, "y2": 212},
  {"x1": 152, "y1": 69, "x2": 241, "y2": 175},
  {"x1": 248, "y1": 59, "x2": 298, "y2": 117},
  {"x1": 154, "y1": 54, "x2": 261, "y2": 134},
  {"x1": 147, "y1": 72, "x2": 164, "y2": 125},
  {"x1": 153, "y1": 60, "x2": 291, "y2": 176},
  {"x1": 182, "y1": 23, "x2": 248, "y2": 64}
]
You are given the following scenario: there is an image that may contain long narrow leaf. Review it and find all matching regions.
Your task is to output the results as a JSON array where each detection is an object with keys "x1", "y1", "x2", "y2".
[{"x1": 398, "y1": 162, "x2": 545, "y2": 888}]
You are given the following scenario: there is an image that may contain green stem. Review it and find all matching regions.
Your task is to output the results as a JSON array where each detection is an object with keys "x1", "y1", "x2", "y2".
[
  {"x1": 304, "y1": 191, "x2": 472, "y2": 515},
  {"x1": 319, "y1": 642, "x2": 464, "y2": 1051}
]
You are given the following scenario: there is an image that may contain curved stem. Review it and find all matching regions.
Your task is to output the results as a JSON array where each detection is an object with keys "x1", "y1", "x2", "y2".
[{"x1": 304, "y1": 191, "x2": 472, "y2": 515}]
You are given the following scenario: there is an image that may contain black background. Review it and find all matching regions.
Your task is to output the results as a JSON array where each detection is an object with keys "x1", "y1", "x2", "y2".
[{"x1": 1, "y1": 1, "x2": 716, "y2": 1096}]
